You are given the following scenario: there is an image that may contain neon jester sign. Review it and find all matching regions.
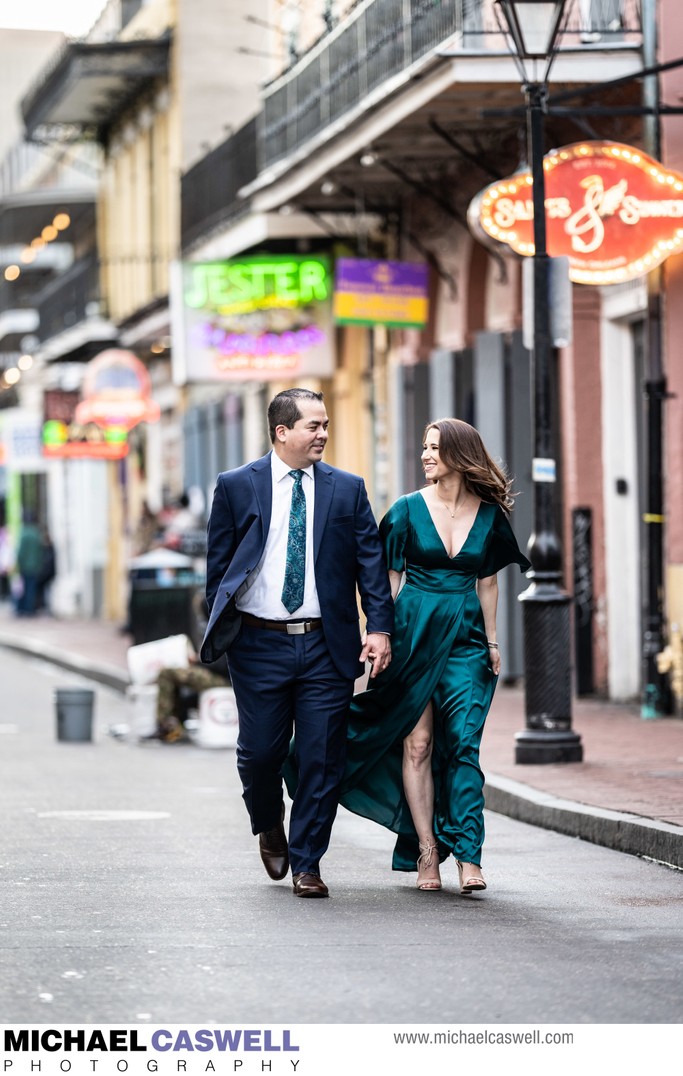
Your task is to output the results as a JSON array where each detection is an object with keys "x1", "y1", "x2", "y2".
[
  {"x1": 184, "y1": 258, "x2": 329, "y2": 315},
  {"x1": 181, "y1": 256, "x2": 333, "y2": 381}
]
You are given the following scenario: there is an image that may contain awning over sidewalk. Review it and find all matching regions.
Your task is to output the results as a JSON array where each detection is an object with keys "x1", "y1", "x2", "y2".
[{"x1": 21, "y1": 35, "x2": 171, "y2": 143}]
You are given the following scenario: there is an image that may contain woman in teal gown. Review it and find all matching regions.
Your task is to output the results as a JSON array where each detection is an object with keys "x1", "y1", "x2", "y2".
[{"x1": 339, "y1": 418, "x2": 530, "y2": 893}]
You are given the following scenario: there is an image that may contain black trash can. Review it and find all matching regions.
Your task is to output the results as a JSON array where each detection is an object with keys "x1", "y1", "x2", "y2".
[
  {"x1": 128, "y1": 548, "x2": 201, "y2": 645},
  {"x1": 129, "y1": 582, "x2": 198, "y2": 645}
]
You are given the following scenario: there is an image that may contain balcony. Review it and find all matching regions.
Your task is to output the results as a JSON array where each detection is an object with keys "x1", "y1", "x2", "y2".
[
  {"x1": 0, "y1": 188, "x2": 95, "y2": 250},
  {"x1": 35, "y1": 252, "x2": 117, "y2": 361},
  {"x1": 261, "y1": 0, "x2": 642, "y2": 171},
  {"x1": 180, "y1": 119, "x2": 258, "y2": 253},
  {"x1": 21, "y1": 34, "x2": 171, "y2": 143}
]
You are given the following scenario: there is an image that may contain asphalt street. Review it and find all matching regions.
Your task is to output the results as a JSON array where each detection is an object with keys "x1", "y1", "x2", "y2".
[{"x1": 2, "y1": 648, "x2": 682, "y2": 1025}]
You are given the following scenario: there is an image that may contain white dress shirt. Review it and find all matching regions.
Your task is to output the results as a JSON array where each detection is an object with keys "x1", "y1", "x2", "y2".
[{"x1": 236, "y1": 451, "x2": 321, "y2": 619}]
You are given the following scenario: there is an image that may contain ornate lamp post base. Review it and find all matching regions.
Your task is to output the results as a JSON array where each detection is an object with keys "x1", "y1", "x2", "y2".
[
  {"x1": 515, "y1": 728, "x2": 583, "y2": 764},
  {"x1": 517, "y1": 581, "x2": 584, "y2": 764}
]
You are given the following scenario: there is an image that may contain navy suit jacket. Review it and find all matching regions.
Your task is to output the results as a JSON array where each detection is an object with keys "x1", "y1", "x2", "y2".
[{"x1": 200, "y1": 452, "x2": 394, "y2": 681}]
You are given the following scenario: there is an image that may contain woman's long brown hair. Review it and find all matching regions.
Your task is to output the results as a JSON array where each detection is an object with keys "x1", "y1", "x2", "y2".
[{"x1": 423, "y1": 418, "x2": 515, "y2": 513}]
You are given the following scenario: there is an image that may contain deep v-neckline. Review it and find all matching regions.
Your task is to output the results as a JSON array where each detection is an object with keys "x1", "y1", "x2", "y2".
[{"x1": 416, "y1": 491, "x2": 483, "y2": 560}]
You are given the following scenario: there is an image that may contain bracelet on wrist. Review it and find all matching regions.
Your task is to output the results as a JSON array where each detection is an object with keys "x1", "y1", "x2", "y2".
[{"x1": 487, "y1": 641, "x2": 499, "y2": 649}]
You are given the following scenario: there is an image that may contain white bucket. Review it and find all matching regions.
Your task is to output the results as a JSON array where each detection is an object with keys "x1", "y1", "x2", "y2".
[
  {"x1": 126, "y1": 684, "x2": 159, "y2": 738},
  {"x1": 193, "y1": 687, "x2": 239, "y2": 749}
]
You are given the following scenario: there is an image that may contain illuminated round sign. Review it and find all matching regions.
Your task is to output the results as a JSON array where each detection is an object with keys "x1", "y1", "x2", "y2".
[
  {"x1": 75, "y1": 349, "x2": 160, "y2": 430},
  {"x1": 469, "y1": 141, "x2": 683, "y2": 285}
]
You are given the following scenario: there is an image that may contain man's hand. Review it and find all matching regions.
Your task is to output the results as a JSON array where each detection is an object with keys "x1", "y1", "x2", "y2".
[{"x1": 360, "y1": 632, "x2": 392, "y2": 678}]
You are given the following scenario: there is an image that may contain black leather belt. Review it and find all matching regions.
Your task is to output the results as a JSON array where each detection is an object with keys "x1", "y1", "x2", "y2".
[{"x1": 241, "y1": 613, "x2": 322, "y2": 635}]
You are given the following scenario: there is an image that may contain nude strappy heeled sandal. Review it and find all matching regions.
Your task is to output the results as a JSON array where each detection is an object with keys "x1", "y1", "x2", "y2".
[
  {"x1": 456, "y1": 860, "x2": 487, "y2": 894},
  {"x1": 417, "y1": 841, "x2": 442, "y2": 891}
]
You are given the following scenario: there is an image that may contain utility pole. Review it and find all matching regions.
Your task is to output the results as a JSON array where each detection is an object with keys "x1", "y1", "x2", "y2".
[{"x1": 640, "y1": 0, "x2": 670, "y2": 718}]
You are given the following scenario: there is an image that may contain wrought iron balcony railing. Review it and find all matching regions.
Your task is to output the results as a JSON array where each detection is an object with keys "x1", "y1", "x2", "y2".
[
  {"x1": 0, "y1": 274, "x2": 41, "y2": 316},
  {"x1": 36, "y1": 251, "x2": 104, "y2": 344},
  {"x1": 181, "y1": 118, "x2": 258, "y2": 253},
  {"x1": 262, "y1": 0, "x2": 642, "y2": 169}
]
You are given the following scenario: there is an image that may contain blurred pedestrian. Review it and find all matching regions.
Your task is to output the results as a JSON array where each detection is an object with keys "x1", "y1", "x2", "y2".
[
  {"x1": 340, "y1": 418, "x2": 530, "y2": 894},
  {"x1": 132, "y1": 501, "x2": 161, "y2": 556},
  {"x1": 0, "y1": 510, "x2": 13, "y2": 601},
  {"x1": 37, "y1": 527, "x2": 56, "y2": 613},
  {"x1": 163, "y1": 492, "x2": 199, "y2": 552},
  {"x1": 15, "y1": 513, "x2": 43, "y2": 617},
  {"x1": 201, "y1": 387, "x2": 394, "y2": 898}
]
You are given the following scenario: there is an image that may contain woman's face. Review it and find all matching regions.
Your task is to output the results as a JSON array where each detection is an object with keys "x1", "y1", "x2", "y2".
[{"x1": 421, "y1": 427, "x2": 453, "y2": 482}]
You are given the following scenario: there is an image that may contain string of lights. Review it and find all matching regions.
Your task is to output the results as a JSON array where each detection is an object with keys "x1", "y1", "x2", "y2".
[{"x1": 2, "y1": 212, "x2": 72, "y2": 283}]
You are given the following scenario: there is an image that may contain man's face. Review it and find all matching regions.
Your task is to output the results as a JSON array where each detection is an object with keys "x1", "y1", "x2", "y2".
[{"x1": 274, "y1": 399, "x2": 329, "y2": 469}]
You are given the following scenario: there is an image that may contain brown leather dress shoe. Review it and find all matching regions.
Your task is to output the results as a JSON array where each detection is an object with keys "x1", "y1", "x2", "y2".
[
  {"x1": 258, "y1": 806, "x2": 289, "y2": 881},
  {"x1": 292, "y1": 872, "x2": 329, "y2": 898}
]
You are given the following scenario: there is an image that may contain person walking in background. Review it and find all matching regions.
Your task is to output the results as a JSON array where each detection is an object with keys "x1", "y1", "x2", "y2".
[
  {"x1": 37, "y1": 527, "x2": 56, "y2": 613},
  {"x1": 132, "y1": 501, "x2": 161, "y2": 556},
  {"x1": 201, "y1": 387, "x2": 394, "y2": 898},
  {"x1": 0, "y1": 508, "x2": 13, "y2": 602},
  {"x1": 14, "y1": 513, "x2": 44, "y2": 617},
  {"x1": 340, "y1": 418, "x2": 530, "y2": 894},
  {"x1": 163, "y1": 492, "x2": 200, "y2": 552}
]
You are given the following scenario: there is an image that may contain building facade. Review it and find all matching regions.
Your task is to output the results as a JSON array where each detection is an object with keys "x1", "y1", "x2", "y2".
[{"x1": 3, "y1": 0, "x2": 682, "y2": 712}]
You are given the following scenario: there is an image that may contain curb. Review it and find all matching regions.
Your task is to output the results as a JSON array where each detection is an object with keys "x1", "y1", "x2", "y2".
[
  {"x1": 0, "y1": 633, "x2": 129, "y2": 695},
  {"x1": 485, "y1": 773, "x2": 683, "y2": 870}
]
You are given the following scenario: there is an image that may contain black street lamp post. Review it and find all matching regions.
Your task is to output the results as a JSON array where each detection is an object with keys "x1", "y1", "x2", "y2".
[{"x1": 495, "y1": 0, "x2": 583, "y2": 763}]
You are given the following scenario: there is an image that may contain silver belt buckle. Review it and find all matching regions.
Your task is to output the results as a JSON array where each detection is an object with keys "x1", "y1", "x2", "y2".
[{"x1": 286, "y1": 621, "x2": 307, "y2": 635}]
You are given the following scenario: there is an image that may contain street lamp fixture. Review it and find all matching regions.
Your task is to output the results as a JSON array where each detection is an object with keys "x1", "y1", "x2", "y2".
[
  {"x1": 495, "y1": 0, "x2": 583, "y2": 763},
  {"x1": 497, "y1": 1, "x2": 566, "y2": 64}
]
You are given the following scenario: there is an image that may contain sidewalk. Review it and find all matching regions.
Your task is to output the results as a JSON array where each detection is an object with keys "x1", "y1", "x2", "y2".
[{"x1": 1, "y1": 603, "x2": 682, "y2": 868}]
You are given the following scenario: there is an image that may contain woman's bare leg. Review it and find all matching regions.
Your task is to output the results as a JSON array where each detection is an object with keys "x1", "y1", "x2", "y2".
[{"x1": 403, "y1": 702, "x2": 440, "y2": 888}]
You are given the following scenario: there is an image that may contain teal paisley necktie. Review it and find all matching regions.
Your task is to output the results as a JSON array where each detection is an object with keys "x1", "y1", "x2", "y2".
[{"x1": 281, "y1": 469, "x2": 306, "y2": 614}]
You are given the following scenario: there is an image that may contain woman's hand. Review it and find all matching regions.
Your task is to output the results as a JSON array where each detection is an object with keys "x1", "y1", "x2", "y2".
[
  {"x1": 477, "y1": 574, "x2": 500, "y2": 675},
  {"x1": 488, "y1": 643, "x2": 501, "y2": 676}
]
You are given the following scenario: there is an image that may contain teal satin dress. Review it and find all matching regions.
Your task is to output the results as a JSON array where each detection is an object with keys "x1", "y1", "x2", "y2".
[{"x1": 339, "y1": 493, "x2": 530, "y2": 870}]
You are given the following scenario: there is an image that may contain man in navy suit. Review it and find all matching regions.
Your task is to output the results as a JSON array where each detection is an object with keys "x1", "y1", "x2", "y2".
[{"x1": 201, "y1": 388, "x2": 394, "y2": 897}]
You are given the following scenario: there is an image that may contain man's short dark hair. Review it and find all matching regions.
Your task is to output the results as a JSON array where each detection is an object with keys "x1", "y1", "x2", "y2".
[{"x1": 267, "y1": 388, "x2": 324, "y2": 443}]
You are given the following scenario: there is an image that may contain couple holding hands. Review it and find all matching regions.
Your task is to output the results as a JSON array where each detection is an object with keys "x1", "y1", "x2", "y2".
[{"x1": 201, "y1": 388, "x2": 529, "y2": 898}]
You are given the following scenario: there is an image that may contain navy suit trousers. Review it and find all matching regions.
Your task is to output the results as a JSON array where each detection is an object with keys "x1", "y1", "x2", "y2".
[{"x1": 227, "y1": 622, "x2": 355, "y2": 876}]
